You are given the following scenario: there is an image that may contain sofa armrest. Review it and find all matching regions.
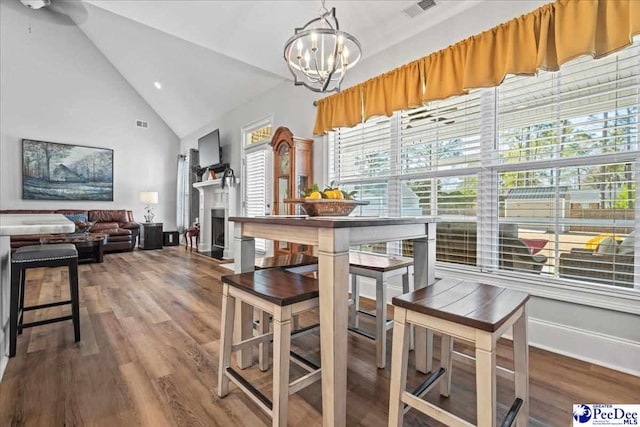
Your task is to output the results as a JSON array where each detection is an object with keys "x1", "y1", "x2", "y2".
[
  {"x1": 118, "y1": 222, "x2": 139, "y2": 230},
  {"x1": 559, "y1": 251, "x2": 634, "y2": 287}
]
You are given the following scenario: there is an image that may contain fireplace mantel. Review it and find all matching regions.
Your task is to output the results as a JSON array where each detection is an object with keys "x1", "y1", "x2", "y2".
[{"x1": 193, "y1": 178, "x2": 239, "y2": 258}]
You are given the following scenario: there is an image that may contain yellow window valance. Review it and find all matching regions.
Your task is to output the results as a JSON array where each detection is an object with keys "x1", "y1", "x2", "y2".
[{"x1": 313, "y1": 0, "x2": 640, "y2": 136}]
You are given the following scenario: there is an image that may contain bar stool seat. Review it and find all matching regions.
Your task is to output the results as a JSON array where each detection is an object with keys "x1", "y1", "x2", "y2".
[
  {"x1": 388, "y1": 277, "x2": 530, "y2": 427},
  {"x1": 348, "y1": 252, "x2": 414, "y2": 368},
  {"x1": 218, "y1": 269, "x2": 321, "y2": 427},
  {"x1": 10, "y1": 243, "x2": 81, "y2": 357}
]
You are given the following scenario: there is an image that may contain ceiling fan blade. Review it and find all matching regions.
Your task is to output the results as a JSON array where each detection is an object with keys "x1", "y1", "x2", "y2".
[
  {"x1": 12, "y1": 0, "x2": 88, "y2": 26},
  {"x1": 48, "y1": 0, "x2": 88, "y2": 25}
]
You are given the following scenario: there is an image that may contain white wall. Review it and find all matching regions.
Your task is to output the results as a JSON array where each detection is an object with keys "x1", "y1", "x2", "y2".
[
  {"x1": 179, "y1": 0, "x2": 640, "y2": 375},
  {"x1": 0, "y1": 0, "x2": 179, "y2": 228},
  {"x1": 180, "y1": 81, "x2": 324, "y2": 204}
]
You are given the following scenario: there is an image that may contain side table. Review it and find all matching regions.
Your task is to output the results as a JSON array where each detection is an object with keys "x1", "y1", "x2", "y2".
[
  {"x1": 139, "y1": 223, "x2": 163, "y2": 250},
  {"x1": 184, "y1": 226, "x2": 199, "y2": 251}
]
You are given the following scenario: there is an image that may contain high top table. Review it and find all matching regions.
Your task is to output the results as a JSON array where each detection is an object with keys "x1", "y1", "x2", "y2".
[
  {"x1": 229, "y1": 215, "x2": 437, "y2": 427},
  {"x1": 0, "y1": 214, "x2": 75, "y2": 371}
]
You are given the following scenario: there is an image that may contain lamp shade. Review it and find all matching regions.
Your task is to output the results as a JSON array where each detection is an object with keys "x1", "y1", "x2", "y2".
[{"x1": 140, "y1": 191, "x2": 158, "y2": 204}]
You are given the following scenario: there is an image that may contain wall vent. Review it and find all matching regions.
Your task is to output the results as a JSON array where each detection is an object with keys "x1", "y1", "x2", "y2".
[
  {"x1": 136, "y1": 120, "x2": 149, "y2": 129},
  {"x1": 403, "y1": 0, "x2": 437, "y2": 18}
]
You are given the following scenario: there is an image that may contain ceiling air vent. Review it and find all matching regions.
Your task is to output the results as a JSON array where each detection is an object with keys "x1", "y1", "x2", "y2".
[
  {"x1": 136, "y1": 120, "x2": 149, "y2": 129},
  {"x1": 403, "y1": 0, "x2": 437, "y2": 18}
]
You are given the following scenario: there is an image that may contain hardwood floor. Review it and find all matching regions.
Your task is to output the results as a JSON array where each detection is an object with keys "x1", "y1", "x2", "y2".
[{"x1": 1, "y1": 247, "x2": 638, "y2": 426}]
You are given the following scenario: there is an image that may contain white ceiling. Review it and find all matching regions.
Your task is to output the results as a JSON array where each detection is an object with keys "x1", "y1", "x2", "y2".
[{"x1": 47, "y1": 0, "x2": 483, "y2": 138}]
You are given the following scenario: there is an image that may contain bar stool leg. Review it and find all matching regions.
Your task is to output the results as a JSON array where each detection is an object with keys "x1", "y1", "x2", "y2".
[
  {"x1": 401, "y1": 269, "x2": 414, "y2": 351},
  {"x1": 475, "y1": 334, "x2": 497, "y2": 427},
  {"x1": 388, "y1": 307, "x2": 410, "y2": 427},
  {"x1": 69, "y1": 258, "x2": 81, "y2": 342},
  {"x1": 513, "y1": 306, "x2": 529, "y2": 427},
  {"x1": 271, "y1": 306, "x2": 292, "y2": 427},
  {"x1": 9, "y1": 263, "x2": 21, "y2": 357},
  {"x1": 18, "y1": 267, "x2": 26, "y2": 335},
  {"x1": 217, "y1": 285, "x2": 236, "y2": 398},
  {"x1": 375, "y1": 276, "x2": 387, "y2": 369},
  {"x1": 351, "y1": 274, "x2": 359, "y2": 328},
  {"x1": 413, "y1": 236, "x2": 435, "y2": 374},
  {"x1": 259, "y1": 310, "x2": 270, "y2": 372},
  {"x1": 439, "y1": 334, "x2": 453, "y2": 397}
]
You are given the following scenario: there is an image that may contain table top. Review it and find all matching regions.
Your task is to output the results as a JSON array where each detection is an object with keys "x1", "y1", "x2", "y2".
[
  {"x1": 229, "y1": 215, "x2": 438, "y2": 228},
  {"x1": 0, "y1": 214, "x2": 75, "y2": 236}
]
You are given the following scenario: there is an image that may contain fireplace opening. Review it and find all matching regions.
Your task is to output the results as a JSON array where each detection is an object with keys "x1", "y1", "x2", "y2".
[{"x1": 210, "y1": 209, "x2": 225, "y2": 259}]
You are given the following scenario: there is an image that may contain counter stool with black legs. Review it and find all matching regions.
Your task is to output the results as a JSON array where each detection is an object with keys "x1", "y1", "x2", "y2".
[
  {"x1": 9, "y1": 243, "x2": 80, "y2": 357},
  {"x1": 218, "y1": 268, "x2": 321, "y2": 427},
  {"x1": 388, "y1": 277, "x2": 530, "y2": 427}
]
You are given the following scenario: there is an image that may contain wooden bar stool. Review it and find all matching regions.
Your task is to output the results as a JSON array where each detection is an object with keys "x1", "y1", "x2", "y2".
[
  {"x1": 218, "y1": 269, "x2": 321, "y2": 427},
  {"x1": 349, "y1": 252, "x2": 413, "y2": 368},
  {"x1": 9, "y1": 243, "x2": 80, "y2": 357},
  {"x1": 388, "y1": 277, "x2": 529, "y2": 427},
  {"x1": 254, "y1": 253, "x2": 319, "y2": 370}
]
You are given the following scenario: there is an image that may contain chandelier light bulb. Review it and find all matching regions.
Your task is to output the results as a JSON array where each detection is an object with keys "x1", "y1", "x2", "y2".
[
  {"x1": 304, "y1": 50, "x2": 311, "y2": 69},
  {"x1": 283, "y1": 3, "x2": 362, "y2": 93},
  {"x1": 342, "y1": 45, "x2": 349, "y2": 60},
  {"x1": 296, "y1": 38, "x2": 303, "y2": 57}
]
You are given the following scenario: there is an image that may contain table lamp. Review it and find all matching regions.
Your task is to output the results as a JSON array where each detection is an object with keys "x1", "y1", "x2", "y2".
[{"x1": 140, "y1": 191, "x2": 158, "y2": 222}]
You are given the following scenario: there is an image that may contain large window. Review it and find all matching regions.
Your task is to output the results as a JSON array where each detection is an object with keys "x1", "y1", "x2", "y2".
[{"x1": 330, "y1": 43, "x2": 639, "y2": 290}]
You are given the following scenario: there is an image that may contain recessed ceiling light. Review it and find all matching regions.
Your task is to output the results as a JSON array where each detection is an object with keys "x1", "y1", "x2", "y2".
[{"x1": 154, "y1": 81, "x2": 162, "y2": 90}]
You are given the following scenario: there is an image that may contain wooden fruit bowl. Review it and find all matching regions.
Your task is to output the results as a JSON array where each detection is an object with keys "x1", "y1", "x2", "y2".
[{"x1": 284, "y1": 199, "x2": 369, "y2": 217}]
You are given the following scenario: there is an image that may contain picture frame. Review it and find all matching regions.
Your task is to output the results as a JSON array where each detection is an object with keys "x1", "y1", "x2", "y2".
[{"x1": 22, "y1": 139, "x2": 114, "y2": 201}]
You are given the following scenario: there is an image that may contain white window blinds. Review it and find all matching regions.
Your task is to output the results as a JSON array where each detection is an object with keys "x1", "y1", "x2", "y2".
[
  {"x1": 244, "y1": 148, "x2": 268, "y2": 253},
  {"x1": 333, "y1": 116, "x2": 391, "y2": 181},
  {"x1": 495, "y1": 44, "x2": 639, "y2": 287},
  {"x1": 400, "y1": 93, "x2": 482, "y2": 175},
  {"x1": 329, "y1": 41, "x2": 639, "y2": 290}
]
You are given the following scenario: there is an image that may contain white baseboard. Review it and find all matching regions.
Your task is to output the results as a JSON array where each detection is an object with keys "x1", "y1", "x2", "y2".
[
  {"x1": 526, "y1": 318, "x2": 640, "y2": 377},
  {"x1": 353, "y1": 277, "x2": 640, "y2": 377}
]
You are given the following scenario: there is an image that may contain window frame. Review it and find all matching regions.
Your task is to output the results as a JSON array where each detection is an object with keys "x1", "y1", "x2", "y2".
[
  {"x1": 328, "y1": 49, "x2": 640, "y2": 315},
  {"x1": 241, "y1": 115, "x2": 274, "y2": 255}
]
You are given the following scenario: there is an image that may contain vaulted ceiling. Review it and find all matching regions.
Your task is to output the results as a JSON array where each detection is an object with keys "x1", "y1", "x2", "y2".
[{"x1": 24, "y1": 0, "x2": 484, "y2": 137}]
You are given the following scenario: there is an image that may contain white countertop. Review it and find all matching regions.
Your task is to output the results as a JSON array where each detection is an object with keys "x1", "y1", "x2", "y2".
[{"x1": 0, "y1": 214, "x2": 75, "y2": 236}]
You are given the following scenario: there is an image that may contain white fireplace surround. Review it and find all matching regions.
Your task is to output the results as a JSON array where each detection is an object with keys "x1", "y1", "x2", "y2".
[{"x1": 193, "y1": 178, "x2": 239, "y2": 258}]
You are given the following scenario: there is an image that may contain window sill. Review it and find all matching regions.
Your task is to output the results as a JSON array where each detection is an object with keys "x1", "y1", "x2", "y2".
[{"x1": 437, "y1": 264, "x2": 640, "y2": 315}]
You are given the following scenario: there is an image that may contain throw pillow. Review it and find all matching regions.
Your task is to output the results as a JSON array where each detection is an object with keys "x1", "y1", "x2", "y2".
[
  {"x1": 618, "y1": 231, "x2": 635, "y2": 255},
  {"x1": 595, "y1": 236, "x2": 618, "y2": 255},
  {"x1": 64, "y1": 213, "x2": 88, "y2": 223}
]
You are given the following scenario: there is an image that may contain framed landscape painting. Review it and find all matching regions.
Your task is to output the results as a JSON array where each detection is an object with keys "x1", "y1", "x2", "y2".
[{"x1": 22, "y1": 139, "x2": 114, "y2": 201}]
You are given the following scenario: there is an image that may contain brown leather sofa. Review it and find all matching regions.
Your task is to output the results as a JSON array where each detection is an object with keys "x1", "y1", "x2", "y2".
[{"x1": 0, "y1": 209, "x2": 139, "y2": 253}]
